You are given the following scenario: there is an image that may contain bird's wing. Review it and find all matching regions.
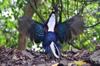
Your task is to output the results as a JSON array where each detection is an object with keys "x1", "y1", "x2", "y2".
[
  {"x1": 55, "y1": 15, "x2": 84, "y2": 43},
  {"x1": 28, "y1": 20, "x2": 45, "y2": 43}
]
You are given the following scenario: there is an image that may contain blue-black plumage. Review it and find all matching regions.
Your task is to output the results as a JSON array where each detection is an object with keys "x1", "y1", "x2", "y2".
[
  {"x1": 43, "y1": 32, "x2": 61, "y2": 58},
  {"x1": 28, "y1": 22, "x2": 45, "y2": 43},
  {"x1": 28, "y1": 12, "x2": 61, "y2": 58},
  {"x1": 55, "y1": 22, "x2": 71, "y2": 43},
  {"x1": 43, "y1": 12, "x2": 61, "y2": 58},
  {"x1": 28, "y1": 11, "x2": 84, "y2": 58}
]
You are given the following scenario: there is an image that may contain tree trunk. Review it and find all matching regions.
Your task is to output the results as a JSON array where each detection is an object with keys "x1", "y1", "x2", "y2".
[{"x1": 18, "y1": 32, "x2": 27, "y2": 50}]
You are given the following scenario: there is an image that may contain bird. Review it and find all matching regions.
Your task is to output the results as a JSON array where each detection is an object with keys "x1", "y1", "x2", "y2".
[{"x1": 28, "y1": 11, "x2": 84, "y2": 58}]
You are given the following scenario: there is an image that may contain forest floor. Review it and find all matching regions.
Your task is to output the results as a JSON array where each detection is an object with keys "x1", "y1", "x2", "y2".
[{"x1": 0, "y1": 46, "x2": 100, "y2": 66}]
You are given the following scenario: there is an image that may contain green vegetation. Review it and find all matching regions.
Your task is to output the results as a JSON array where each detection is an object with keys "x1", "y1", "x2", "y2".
[{"x1": 0, "y1": 0, "x2": 100, "y2": 51}]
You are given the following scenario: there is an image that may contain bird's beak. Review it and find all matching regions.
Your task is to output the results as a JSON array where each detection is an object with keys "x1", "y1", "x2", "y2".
[{"x1": 50, "y1": 42, "x2": 60, "y2": 58}]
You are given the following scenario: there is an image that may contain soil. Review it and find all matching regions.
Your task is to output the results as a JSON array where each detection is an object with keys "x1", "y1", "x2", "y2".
[{"x1": 0, "y1": 46, "x2": 100, "y2": 66}]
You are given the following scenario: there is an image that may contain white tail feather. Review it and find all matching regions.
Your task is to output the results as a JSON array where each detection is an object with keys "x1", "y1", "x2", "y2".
[{"x1": 50, "y1": 42, "x2": 60, "y2": 58}]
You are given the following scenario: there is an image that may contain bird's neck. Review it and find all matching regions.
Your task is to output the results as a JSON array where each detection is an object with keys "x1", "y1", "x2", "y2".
[
  {"x1": 47, "y1": 14, "x2": 56, "y2": 32},
  {"x1": 47, "y1": 21, "x2": 56, "y2": 32}
]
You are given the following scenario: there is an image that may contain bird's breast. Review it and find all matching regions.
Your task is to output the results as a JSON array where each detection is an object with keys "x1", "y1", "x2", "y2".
[{"x1": 45, "y1": 32, "x2": 57, "y2": 42}]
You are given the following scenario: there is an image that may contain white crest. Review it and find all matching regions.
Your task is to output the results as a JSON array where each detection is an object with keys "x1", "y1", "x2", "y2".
[{"x1": 47, "y1": 13, "x2": 56, "y2": 32}]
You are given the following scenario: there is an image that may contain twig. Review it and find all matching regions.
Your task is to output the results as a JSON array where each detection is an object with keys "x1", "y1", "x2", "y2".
[
  {"x1": 77, "y1": 1, "x2": 86, "y2": 15},
  {"x1": 52, "y1": 0, "x2": 55, "y2": 8},
  {"x1": 85, "y1": 22, "x2": 100, "y2": 28},
  {"x1": 59, "y1": 0, "x2": 63, "y2": 22},
  {"x1": 28, "y1": 0, "x2": 45, "y2": 22},
  {"x1": 67, "y1": 0, "x2": 69, "y2": 19}
]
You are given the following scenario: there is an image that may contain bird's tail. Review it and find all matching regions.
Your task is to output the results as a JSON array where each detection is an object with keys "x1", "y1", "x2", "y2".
[{"x1": 50, "y1": 42, "x2": 60, "y2": 58}]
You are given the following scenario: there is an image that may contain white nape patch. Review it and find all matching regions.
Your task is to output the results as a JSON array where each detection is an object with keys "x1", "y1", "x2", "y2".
[
  {"x1": 50, "y1": 42, "x2": 60, "y2": 58},
  {"x1": 47, "y1": 14, "x2": 56, "y2": 32}
]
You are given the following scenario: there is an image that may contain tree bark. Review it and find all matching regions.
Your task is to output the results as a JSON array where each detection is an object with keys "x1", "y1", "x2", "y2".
[
  {"x1": 18, "y1": 32, "x2": 27, "y2": 50},
  {"x1": 17, "y1": 0, "x2": 42, "y2": 50},
  {"x1": 17, "y1": 16, "x2": 33, "y2": 50}
]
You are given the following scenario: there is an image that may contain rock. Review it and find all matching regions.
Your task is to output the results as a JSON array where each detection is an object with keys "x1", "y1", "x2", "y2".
[
  {"x1": 22, "y1": 50, "x2": 34, "y2": 59},
  {"x1": 90, "y1": 50, "x2": 100, "y2": 65}
]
